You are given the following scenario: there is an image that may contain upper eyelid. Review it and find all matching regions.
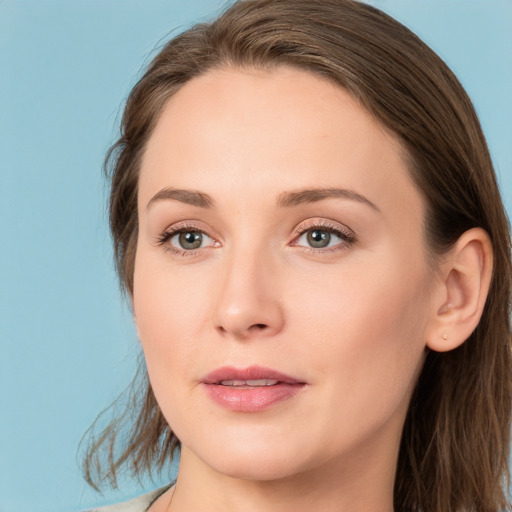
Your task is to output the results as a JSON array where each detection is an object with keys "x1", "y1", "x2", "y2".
[
  {"x1": 162, "y1": 219, "x2": 351, "y2": 234},
  {"x1": 155, "y1": 221, "x2": 207, "y2": 244},
  {"x1": 293, "y1": 219, "x2": 355, "y2": 236},
  {"x1": 162, "y1": 221, "x2": 214, "y2": 237}
]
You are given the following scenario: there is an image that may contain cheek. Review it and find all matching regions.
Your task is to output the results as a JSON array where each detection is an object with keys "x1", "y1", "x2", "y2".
[
  {"x1": 293, "y1": 252, "x2": 430, "y2": 345},
  {"x1": 132, "y1": 252, "x2": 213, "y2": 387},
  {"x1": 292, "y1": 253, "x2": 431, "y2": 420},
  {"x1": 132, "y1": 258, "x2": 217, "y2": 440}
]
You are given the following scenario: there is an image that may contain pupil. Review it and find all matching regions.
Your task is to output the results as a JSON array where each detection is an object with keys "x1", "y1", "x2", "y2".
[
  {"x1": 307, "y1": 230, "x2": 331, "y2": 248},
  {"x1": 179, "y1": 231, "x2": 202, "y2": 249}
]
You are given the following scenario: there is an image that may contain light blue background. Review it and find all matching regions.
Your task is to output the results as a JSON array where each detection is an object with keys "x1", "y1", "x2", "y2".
[{"x1": 1, "y1": 1, "x2": 511, "y2": 511}]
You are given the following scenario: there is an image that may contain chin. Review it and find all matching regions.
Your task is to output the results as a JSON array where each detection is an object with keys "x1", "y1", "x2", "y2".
[
  {"x1": 177, "y1": 422, "x2": 314, "y2": 481},
  {"x1": 205, "y1": 449, "x2": 308, "y2": 482}
]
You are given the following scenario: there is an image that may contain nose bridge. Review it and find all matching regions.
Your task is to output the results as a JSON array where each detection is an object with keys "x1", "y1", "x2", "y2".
[{"x1": 214, "y1": 238, "x2": 284, "y2": 339}]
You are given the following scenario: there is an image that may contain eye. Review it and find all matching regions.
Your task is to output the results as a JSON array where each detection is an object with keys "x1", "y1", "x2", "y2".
[
  {"x1": 157, "y1": 224, "x2": 218, "y2": 255},
  {"x1": 292, "y1": 222, "x2": 355, "y2": 251}
]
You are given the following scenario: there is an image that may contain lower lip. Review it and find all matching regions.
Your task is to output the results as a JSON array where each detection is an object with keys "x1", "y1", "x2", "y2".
[{"x1": 202, "y1": 382, "x2": 305, "y2": 412}]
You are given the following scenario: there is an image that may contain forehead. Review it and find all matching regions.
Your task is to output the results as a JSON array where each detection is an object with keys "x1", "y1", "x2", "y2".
[{"x1": 139, "y1": 65, "x2": 423, "y2": 222}]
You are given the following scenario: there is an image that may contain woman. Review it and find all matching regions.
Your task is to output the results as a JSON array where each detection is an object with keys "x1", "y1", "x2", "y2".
[{"x1": 83, "y1": 0, "x2": 511, "y2": 510}]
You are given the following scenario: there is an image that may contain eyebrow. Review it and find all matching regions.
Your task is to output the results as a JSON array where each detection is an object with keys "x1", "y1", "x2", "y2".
[
  {"x1": 146, "y1": 187, "x2": 215, "y2": 210},
  {"x1": 277, "y1": 187, "x2": 380, "y2": 211},
  {"x1": 146, "y1": 186, "x2": 379, "y2": 212}
]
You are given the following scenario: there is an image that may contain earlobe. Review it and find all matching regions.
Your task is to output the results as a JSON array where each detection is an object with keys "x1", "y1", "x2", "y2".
[{"x1": 426, "y1": 228, "x2": 493, "y2": 353}]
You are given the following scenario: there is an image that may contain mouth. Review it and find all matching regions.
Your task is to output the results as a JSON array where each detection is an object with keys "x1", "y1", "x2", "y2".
[{"x1": 201, "y1": 366, "x2": 306, "y2": 412}]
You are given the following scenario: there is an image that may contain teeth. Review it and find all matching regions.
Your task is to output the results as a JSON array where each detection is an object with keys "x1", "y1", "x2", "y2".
[
  {"x1": 247, "y1": 379, "x2": 278, "y2": 386},
  {"x1": 220, "y1": 379, "x2": 279, "y2": 387},
  {"x1": 220, "y1": 380, "x2": 246, "y2": 386}
]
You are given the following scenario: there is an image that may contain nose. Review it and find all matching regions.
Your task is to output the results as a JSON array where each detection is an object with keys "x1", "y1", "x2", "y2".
[{"x1": 213, "y1": 247, "x2": 285, "y2": 340}]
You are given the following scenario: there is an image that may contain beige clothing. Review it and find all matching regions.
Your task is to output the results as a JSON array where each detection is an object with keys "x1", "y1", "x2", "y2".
[{"x1": 85, "y1": 485, "x2": 171, "y2": 512}]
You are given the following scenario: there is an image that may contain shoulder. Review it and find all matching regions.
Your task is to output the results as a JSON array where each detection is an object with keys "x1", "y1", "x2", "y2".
[{"x1": 83, "y1": 485, "x2": 171, "y2": 512}]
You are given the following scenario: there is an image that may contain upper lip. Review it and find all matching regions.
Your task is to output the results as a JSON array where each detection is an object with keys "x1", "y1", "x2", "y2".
[{"x1": 202, "y1": 365, "x2": 304, "y2": 385}]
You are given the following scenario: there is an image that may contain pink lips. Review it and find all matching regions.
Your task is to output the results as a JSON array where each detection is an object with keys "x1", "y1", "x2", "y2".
[{"x1": 201, "y1": 365, "x2": 306, "y2": 412}]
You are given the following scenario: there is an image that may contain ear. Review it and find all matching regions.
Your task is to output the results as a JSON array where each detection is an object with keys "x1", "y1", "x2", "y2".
[{"x1": 426, "y1": 228, "x2": 493, "y2": 352}]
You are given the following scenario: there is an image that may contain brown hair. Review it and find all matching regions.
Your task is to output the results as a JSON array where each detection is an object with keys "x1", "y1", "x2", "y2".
[{"x1": 83, "y1": 1, "x2": 512, "y2": 510}]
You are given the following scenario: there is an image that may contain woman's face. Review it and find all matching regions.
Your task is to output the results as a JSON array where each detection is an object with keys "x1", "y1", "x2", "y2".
[{"x1": 134, "y1": 66, "x2": 436, "y2": 481}]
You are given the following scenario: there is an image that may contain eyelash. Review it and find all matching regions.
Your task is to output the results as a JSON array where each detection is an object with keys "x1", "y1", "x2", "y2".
[
  {"x1": 291, "y1": 220, "x2": 356, "y2": 254},
  {"x1": 156, "y1": 220, "x2": 356, "y2": 256},
  {"x1": 156, "y1": 222, "x2": 212, "y2": 257}
]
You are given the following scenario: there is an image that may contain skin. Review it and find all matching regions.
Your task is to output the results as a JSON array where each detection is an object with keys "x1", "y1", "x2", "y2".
[{"x1": 132, "y1": 66, "x2": 492, "y2": 511}]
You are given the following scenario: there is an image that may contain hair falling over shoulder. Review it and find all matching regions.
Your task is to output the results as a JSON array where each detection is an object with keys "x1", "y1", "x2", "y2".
[{"x1": 81, "y1": 1, "x2": 512, "y2": 510}]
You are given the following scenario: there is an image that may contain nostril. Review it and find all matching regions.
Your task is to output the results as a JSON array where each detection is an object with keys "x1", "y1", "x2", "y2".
[{"x1": 252, "y1": 323, "x2": 268, "y2": 330}]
